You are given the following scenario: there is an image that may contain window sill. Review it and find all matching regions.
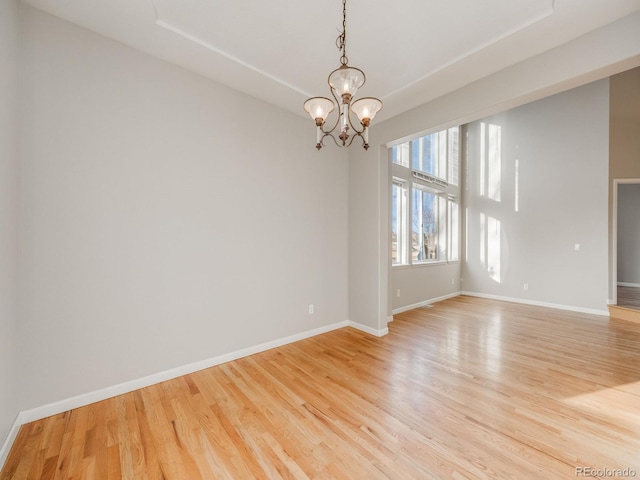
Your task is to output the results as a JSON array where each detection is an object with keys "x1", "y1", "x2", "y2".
[
  {"x1": 392, "y1": 264, "x2": 410, "y2": 270},
  {"x1": 412, "y1": 260, "x2": 448, "y2": 267},
  {"x1": 393, "y1": 260, "x2": 460, "y2": 269}
]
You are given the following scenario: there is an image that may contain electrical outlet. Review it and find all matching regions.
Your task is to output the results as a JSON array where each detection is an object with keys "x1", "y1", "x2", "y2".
[
  {"x1": 523, "y1": 283, "x2": 529, "y2": 291},
  {"x1": 396, "y1": 289, "x2": 400, "y2": 297},
  {"x1": 574, "y1": 243, "x2": 581, "y2": 251},
  {"x1": 308, "y1": 304, "x2": 314, "y2": 314}
]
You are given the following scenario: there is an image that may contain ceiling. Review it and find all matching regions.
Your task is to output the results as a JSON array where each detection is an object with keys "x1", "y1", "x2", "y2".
[{"x1": 21, "y1": 0, "x2": 640, "y2": 122}]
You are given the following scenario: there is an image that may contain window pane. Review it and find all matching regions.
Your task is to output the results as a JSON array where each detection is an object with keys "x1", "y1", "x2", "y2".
[
  {"x1": 410, "y1": 139, "x2": 421, "y2": 171},
  {"x1": 419, "y1": 135, "x2": 436, "y2": 176},
  {"x1": 412, "y1": 189, "x2": 438, "y2": 262},
  {"x1": 391, "y1": 143, "x2": 410, "y2": 167},
  {"x1": 412, "y1": 132, "x2": 448, "y2": 178}
]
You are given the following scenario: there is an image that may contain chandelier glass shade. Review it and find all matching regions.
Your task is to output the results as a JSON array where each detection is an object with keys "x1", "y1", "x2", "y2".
[{"x1": 303, "y1": 0, "x2": 382, "y2": 150}]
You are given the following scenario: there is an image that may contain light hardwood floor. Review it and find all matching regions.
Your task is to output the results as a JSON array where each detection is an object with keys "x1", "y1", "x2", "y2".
[{"x1": 3, "y1": 296, "x2": 640, "y2": 479}]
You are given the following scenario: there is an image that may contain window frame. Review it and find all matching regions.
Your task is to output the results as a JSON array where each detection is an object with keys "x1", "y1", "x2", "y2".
[
  {"x1": 447, "y1": 198, "x2": 460, "y2": 262},
  {"x1": 391, "y1": 180, "x2": 408, "y2": 266}
]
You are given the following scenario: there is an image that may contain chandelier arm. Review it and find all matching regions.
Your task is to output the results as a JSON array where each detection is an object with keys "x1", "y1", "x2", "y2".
[
  {"x1": 323, "y1": 133, "x2": 342, "y2": 148},
  {"x1": 345, "y1": 133, "x2": 358, "y2": 148},
  {"x1": 319, "y1": 113, "x2": 340, "y2": 137},
  {"x1": 346, "y1": 130, "x2": 368, "y2": 148}
]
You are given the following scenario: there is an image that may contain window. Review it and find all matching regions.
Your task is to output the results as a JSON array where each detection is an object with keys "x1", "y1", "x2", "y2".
[
  {"x1": 391, "y1": 181, "x2": 408, "y2": 265},
  {"x1": 390, "y1": 125, "x2": 461, "y2": 265}
]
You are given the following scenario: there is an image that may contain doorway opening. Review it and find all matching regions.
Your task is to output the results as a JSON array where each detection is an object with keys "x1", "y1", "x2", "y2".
[{"x1": 613, "y1": 178, "x2": 640, "y2": 310}]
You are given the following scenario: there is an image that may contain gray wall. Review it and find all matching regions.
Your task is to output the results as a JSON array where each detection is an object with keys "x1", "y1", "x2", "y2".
[
  {"x1": 348, "y1": 145, "x2": 389, "y2": 332},
  {"x1": 617, "y1": 184, "x2": 640, "y2": 285},
  {"x1": 463, "y1": 80, "x2": 610, "y2": 312},
  {"x1": 18, "y1": 6, "x2": 349, "y2": 411},
  {"x1": 0, "y1": 0, "x2": 20, "y2": 450}
]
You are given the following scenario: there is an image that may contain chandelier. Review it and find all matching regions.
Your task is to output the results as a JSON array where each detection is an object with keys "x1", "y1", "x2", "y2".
[{"x1": 303, "y1": 0, "x2": 383, "y2": 150}]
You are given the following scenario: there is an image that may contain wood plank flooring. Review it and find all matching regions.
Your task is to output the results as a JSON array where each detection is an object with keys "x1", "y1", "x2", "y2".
[{"x1": 3, "y1": 296, "x2": 640, "y2": 479}]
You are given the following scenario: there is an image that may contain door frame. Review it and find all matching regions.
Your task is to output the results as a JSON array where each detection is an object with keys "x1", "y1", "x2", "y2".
[{"x1": 612, "y1": 178, "x2": 640, "y2": 305}]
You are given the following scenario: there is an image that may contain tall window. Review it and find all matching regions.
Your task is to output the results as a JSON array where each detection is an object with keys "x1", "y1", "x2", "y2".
[
  {"x1": 390, "y1": 125, "x2": 460, "y2": 265},
  {"x1": 392, "y1": 181, "x2": 407, "y2": 265}
]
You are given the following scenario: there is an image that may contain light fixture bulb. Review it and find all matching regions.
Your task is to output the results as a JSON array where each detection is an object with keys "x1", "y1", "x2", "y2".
[
  {"x1": 350, "y1": 97, "x2": 383, "y2": 124},
  {"x1": 329, "y1": 65, "x2": 365, "y2": 99},
  {"x1": 303, "y1": 97, "x2": 335, "y2": 124}
]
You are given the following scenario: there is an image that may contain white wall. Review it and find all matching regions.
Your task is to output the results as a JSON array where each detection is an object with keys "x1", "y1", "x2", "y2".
[
  {"x1": 617, "y1": 184, "x2": 640, "y2": 285},
  {"x1": 463, "y1": 80, "x2": 610, "y2": 312},
  {"x1": 0, "y1": 0, "x2": 21, "y2": 455},
  {"x1": 18, "y1": 6, "x2": 349, "y2": 411}
]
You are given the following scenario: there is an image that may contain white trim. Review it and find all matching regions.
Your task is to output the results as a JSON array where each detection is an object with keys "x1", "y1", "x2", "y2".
[
  {"x1": 150, "y1": 15, "x2": 310, "y2": 98},
  {"x1": 392, "y1": 291, "x2": 461, "y2": 315},
  {"x1": 461, "y1": 291, "x2": 609, "y2": 316},
  {"x1": 347, "y1": 320, "x2": 388, "y2": 337},
  {"x1": 618, "y1": 282, "x2": 640, "y2": 288},
  {"x1": 612, "y1": 178, "x2": 640, "y2": 306},
  {"x1": 16, "y1": 320, "x2": 353, "y2": 426},
  {"x1": 0, "y1": 412, "x2": 24, "y2": 470}
]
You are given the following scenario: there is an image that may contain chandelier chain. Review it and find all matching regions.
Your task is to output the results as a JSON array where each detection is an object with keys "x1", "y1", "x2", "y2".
[{"x1": 336, "y1": 0, "x2": 348, "y2": 66}]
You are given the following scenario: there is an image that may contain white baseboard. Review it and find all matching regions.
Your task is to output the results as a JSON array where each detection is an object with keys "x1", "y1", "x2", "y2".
[
  {"x1": 618, "y1": 282, "x2": 640, "y2": 288},
  {"x1": 392, "y1": 291, "x2": 461, "y2": 315},
  {"x1": 2, "y1": 317, "x2": 389, "y2": 466},
  {"x1": 460, "y1": 291, "x2": 609, "y2": 316},
  {"x1": 387, "y1": 315, "x2": 394, "y2": 323},
  {"x1": 16, "y1": 320, "x2": 354, "y2": 427},
  {"x1": 0, "y1": 412, "x2": 25, "y2": 471},
  {"x1": 347, "y1": 320, "x2": 388, "y2": 337}
]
